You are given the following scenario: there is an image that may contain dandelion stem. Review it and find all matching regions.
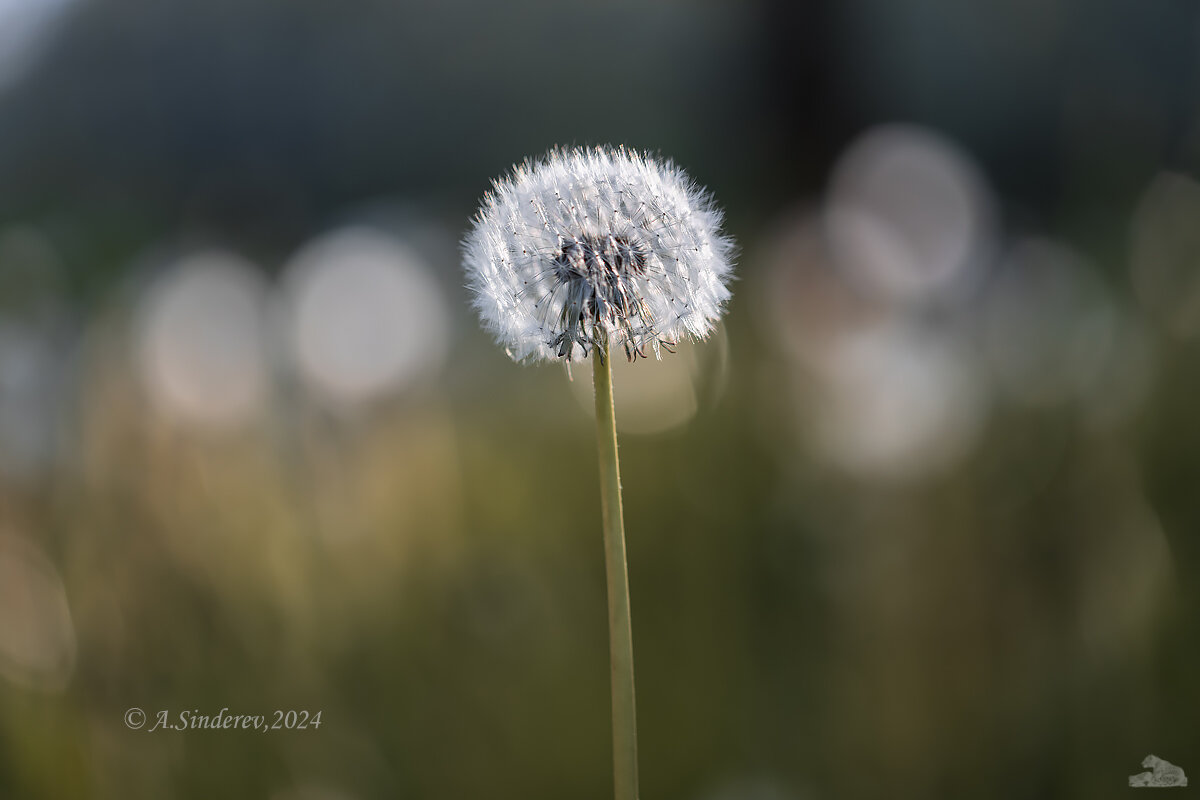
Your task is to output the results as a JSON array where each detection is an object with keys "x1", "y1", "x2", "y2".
[{"x1": 592, "y1": 340, "x2": 639, "y2": 800}]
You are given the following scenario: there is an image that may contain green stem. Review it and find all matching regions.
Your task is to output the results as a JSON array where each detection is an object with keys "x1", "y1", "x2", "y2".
[{"x1": 592, "y1": 342, "x2": 639, "y2": 800}]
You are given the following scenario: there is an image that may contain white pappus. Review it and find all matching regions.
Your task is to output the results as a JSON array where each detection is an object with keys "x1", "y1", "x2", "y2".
[{"x1": 463, "y1": 146, "x2": 735, "y2": 363}]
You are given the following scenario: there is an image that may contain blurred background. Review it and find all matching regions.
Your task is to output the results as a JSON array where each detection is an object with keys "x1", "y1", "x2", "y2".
[{"x1": 1, "y1": 0, "x2": 1198, "y2": 797}]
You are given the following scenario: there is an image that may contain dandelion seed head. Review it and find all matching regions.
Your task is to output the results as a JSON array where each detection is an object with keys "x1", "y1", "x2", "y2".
[{"x1": 464, "y1": 146, "x2": 735, "y2": 363}]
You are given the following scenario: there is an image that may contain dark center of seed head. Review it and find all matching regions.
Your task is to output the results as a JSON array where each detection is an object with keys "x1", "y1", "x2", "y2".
[
  {"x1": 549, "y1": 234, "x2": 656, "y2": 359},
  {"x1": 554, "y1": 234, "x2": 648, "y2": 284}
]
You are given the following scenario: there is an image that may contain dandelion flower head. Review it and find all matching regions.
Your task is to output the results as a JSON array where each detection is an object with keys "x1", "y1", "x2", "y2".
[{"x1": 464, "y1": 146, "x2": 735, "y2": 363}]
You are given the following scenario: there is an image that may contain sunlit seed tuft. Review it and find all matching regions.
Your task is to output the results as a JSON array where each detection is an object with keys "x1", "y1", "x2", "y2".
[{"x1": 463, "y1": 146, "x2": 735, "y2": 363}]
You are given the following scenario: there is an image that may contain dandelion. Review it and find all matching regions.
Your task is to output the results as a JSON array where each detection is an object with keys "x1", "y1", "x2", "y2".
[
  {"x1": 464, "y1": 146, "x2": 735, "y2": 800},
  {"x1": 464, "y1": 146, "x2": 734, "y2": 364}
]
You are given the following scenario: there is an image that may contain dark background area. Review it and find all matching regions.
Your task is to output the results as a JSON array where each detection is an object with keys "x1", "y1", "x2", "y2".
[{"x1": 1, "y1": 1, "x2": 1198, "y2": 798}]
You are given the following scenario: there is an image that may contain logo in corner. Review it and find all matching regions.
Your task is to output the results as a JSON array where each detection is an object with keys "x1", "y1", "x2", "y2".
[{"x1": 1130, "y1": 755, "x2": 1188, "y2": 788}]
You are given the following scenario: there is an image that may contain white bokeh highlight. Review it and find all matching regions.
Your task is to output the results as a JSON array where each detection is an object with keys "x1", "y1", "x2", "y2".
[
  {"x1": 809, "y1": 319, "x2": 987, "y2": 480},
  {"x1": 136, "y1": 251, "x2": 270, "y2": 430},
  {"x1": 280, "y1": 226, "x2": 449, "y2": 407},
  {"x1": 0, "y1": 0, "x2": 75, "y2": 90},
  {"x1": 756, "y1": 209, "x2": 884, "y2": 370},
  {"x1": 826, "y1": 125, "x2": 996, "y2": 305}
]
